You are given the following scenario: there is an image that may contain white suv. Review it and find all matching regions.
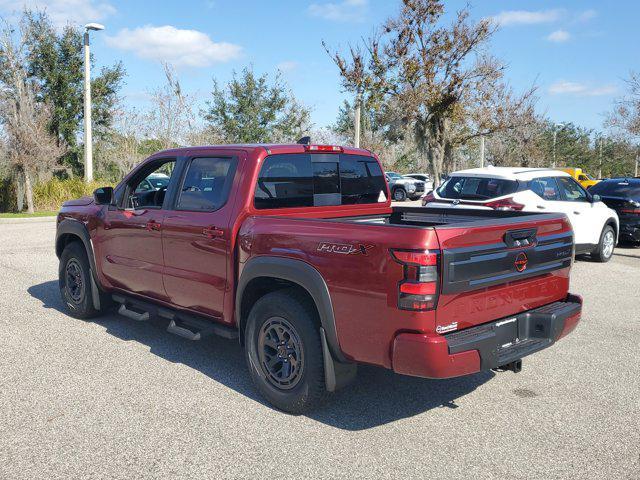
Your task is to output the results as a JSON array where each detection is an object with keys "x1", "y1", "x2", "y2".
[{"x1": 422, "y1": 167, "x2": 619, "y2": 262}]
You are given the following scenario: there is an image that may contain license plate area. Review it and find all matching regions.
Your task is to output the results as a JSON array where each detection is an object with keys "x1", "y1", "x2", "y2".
[{"x1": 495, "y1": 317, "x2": 519, "y2": 349}]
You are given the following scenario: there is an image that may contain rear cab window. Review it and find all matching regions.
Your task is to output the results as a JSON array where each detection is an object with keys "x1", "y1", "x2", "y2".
[
  {"x1": 254, "y1": 154, "x2": 387, "y2": 209},
  {"x1": 436, "y1": 176, "x2": 518, "y2": 200}
]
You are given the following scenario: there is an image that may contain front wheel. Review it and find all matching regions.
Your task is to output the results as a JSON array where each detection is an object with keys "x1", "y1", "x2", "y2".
[
  {"x1": 393, "y1": 188, "x2": 407, "y2": 202},
  {"x1": 59, "y1": 242, "x2": 103, "y2": 319},
  {"x1": 244, "y1": 289, "x2": 326, "y2": 414},
  {"x1": 591, "y1": 225, "x2": 615, "y2": 263}
]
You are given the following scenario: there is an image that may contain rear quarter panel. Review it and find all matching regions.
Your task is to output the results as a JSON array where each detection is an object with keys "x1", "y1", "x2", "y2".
[{"x1": 238, "y1": 216, "x2": 440, "y2": 368}]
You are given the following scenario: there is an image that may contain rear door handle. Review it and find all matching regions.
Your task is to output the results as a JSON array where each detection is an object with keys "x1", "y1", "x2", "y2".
[
  {"x1": 202, "y1": 226, "x2": 224, "y2": 238},
  {"x1": 573, "y1": 211, "x2": 581, "y2": 215},
  {"x1": 145, "y1": 220, "x2": 161, "y2": 231},
  {"x1": 537, "y1": 205, "x2": 546, "y2": 210}
]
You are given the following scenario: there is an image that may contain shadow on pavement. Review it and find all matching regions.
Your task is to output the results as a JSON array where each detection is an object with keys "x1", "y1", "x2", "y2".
[{"x1": 28, "y1": 280, "x2": 493, "y2": 431}]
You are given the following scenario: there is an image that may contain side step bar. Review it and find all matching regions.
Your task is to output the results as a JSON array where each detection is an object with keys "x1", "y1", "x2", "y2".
[
  {"x1": 167, "y1": 320, "x2": 201, "y2": 341},
  {"x1": 118, "y1": 304, "x2": 149, "y2": 322},
  {"x1": 112, "y1": 294, "x2": 238, "y2": 341}
]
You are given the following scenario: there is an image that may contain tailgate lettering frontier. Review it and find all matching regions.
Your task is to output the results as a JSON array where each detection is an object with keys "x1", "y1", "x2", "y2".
[{"x1": 441, "y1": 232, "x2": 573, "y2": 295}]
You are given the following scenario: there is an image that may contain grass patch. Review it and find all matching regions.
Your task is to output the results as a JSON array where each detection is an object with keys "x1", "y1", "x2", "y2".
[{"x1": 0, "y1": 211, "x2": 58, "y2": 218}]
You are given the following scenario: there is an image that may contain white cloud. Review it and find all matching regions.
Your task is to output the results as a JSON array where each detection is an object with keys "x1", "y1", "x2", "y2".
[
  {"x1": 0, "y1": 0, "x2": 115, "y2": 29},
  {"x1": 106, "y1": 25, "x2": 242, "y2": 67},
  {"x1": 576, "y1": 9, "x2": 597, "y2": 22},
  {"x1": 546, "y1": 30, "x2": 570, "y2": 43},
  {"x1": 308, "y1": 0, "x2": 368, "y2": 22},
  {"x1": 549, "y1": 81, "x2": 617, "y2": 97},
  {"x1": 277, "y1": 61, "x2": 298, "y2": 73},
  {"x1": 492, "y1": 9, "x2": 563, "y2": 26}
]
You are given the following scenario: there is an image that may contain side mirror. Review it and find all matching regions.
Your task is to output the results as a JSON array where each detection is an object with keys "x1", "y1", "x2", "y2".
[
  {"x1": 93, "y1": 186, "x2": 114, "y2": 205},
  {"x1": 591, "y1": 194, "x2": 601, "y2": 203}
]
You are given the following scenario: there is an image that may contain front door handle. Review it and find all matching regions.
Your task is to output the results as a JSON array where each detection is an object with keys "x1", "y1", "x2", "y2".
[
  {"x1": 573, "y1": 211, "x2": 581, "y2": 215},
  {"x1": 537, "y1": 205, "x2": 546, "y2": 210},
  {"x1": 202, "y1": 226, "x2": 224, "y2": 238},
  {"x1": 145, "y1": 220, "x2": 161, "y2": 231}
]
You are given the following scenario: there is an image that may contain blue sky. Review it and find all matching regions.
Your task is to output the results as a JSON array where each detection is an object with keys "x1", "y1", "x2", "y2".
[{"x1": 2, "y1": 0, "x2": 638, "y2": 132}]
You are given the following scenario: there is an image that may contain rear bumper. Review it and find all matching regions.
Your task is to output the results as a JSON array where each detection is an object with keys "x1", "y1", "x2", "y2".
[
  {"x1": 620, "y1": 221, "x2": 640, "y2": 242},
  {"x1": 392, "y1": 294, "x2": 582, "y2": 379}
]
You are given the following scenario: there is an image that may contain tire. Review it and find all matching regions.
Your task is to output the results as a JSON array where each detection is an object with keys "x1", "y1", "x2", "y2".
[
  {"x1": 591, "y1": 225, "x2": 615, "y2": 263},
  {"x1": 59, "y1": 241, "x2": 103, "y2": 319},
  {"x1": 393, "y1": 187, "x2": 407, "y2": 202},
  {"x1": 244, "y1": 289, "x2": 327, "y2": 414}
]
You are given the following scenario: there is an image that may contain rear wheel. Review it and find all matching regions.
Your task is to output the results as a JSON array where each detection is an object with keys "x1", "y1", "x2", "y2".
[
  {"x1": 591, "y1": 225, "x2": 615, "y2": 263},
  {"x1": 244, "y1": 289, "x2": 326, "y2": 414},
  {"x1": 59, "y1": 242, "x2": 103, "y2": 319},
  {"x1": 393, "y1": 187, "x2": 407, "y2": 202}
]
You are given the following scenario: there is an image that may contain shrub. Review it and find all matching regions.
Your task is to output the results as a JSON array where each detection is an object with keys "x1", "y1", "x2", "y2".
[{"x1": 33, "y1": 177, "x2": 114, "y2": 211}]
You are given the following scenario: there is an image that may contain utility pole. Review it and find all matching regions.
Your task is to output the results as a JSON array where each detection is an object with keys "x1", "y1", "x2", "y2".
[
  {"x1": 83, "y1": 23, "x2": 105, "y2": 183},
  {"x1": 635, "y1": 152, "x2": 639, "y2": 177},
  {"x1": 552, "y1": 122, "x2": 566, "y2": 168},
  {"x1": 353, "y1": 94, "x2": 361, "y2": 148},
  {"x1": 479, "y1": 135, "x2": 485, "y2": 168},
  {"x1": 598, "y1": 137, "x2": 603, "y2": 179},
  {"x1": 552, "y1": 129, "x2": 557, "y2": 168}
]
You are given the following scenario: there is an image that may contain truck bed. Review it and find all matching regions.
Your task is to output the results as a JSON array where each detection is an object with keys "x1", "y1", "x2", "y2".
[
  {"x1": 240, "y1": 206, "x2": 574, "y2": 367},
  {"x1": 327, "y1": 206, "x2": 558, "y2": 229}
]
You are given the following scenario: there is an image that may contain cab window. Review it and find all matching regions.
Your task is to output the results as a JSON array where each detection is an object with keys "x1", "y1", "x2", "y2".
[
  {"x1": 127, "y1": 159, "x2": 176, "y2": 209},
  {"x1": 557, "y1": 177, "x2": 588, "y2": 202},
  {"x1": 176, "y1": 157, "x2": 237, "y2": 211},
  {"x1": 530, "y1": 177, "x2": 561, "y2": 201}
]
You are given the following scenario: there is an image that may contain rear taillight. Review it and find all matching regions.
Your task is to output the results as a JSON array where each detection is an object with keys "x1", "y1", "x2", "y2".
[
  {"x1": 391, "y1": 249, "x2": 440, "y2": 311},
  {"x1": 421, "y1": 192, "x2": 436, "y2": 206},
  {"x1": 485, "y1": 196, "x2": 525, "y2": 211},
  {"x1": 621, "y1": 208, "x2": 640, "y2": 215}
]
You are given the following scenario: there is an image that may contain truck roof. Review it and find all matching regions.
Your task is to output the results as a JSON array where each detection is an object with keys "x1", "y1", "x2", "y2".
[
  {"x1": 449, "y1": 166, "x2": 571, "y2": 181},
  {"x1": 149, "y1": 144, "x2": 375, "y2": 158}
]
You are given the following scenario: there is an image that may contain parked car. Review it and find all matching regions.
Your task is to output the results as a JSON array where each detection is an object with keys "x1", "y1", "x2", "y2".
[
  {"x1": 558, "y1": 167, "x2": 600, "y2": 189},
  {"x1": 588, "y1": 177, "x2": 640, "y2": 245},
  {"x1": 422, "y1": 167, "x2": 619, "y2": 262},
  {"x1": 135, "y1": 172, "x2": 170, "y2": 193},
  {"x1": 385, "y1": 171, "x2": 421, "y2": 201},
  {"x1": 404, "y1": 173, "x2": 434, "y2": 192},
  {"x1": 56, "y1": 145, "x2": 582, "y2": 413}
]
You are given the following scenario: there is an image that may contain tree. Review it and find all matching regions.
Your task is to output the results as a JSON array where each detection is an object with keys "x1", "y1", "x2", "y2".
[
  {"x1": 606, "y1": 71, "x2": 640, "y2": 175},
  {"x1": 607, "y1": 71, "x2": 640, "y2": 140},
  {"x1": 203, "y1": 67, "x2": 311, "y2": 143},
  {"x1": 21, "y1": 10, "x2": 124, "y2": 174},
  {"x1": 325, "y1": 0, "x2": 533, "y2": 185},
  {"x1": 145, "y1": 63, "x2": 196, "y2": 150},
  {"x1": 0, "y1": 19, "x2": 66, "y2": 213}
]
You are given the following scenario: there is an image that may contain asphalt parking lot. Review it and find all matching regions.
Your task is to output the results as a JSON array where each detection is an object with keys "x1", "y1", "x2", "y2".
[{"x1": 0, "y1": 217, "x2": 639, "y2": 479}]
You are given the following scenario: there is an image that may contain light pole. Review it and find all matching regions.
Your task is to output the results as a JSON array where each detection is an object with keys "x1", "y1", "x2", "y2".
[
  {"x1": 83, "y1": 22, "x2": 105, "y2": 183},
  {"x1": 552, "y1": 122, "x2": 566, "y2": 168},
  {"x1": 353, "y1": 93, "x2": 361, "y2": 148}
]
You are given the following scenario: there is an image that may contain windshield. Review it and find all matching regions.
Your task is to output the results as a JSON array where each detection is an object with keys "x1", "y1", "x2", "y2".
[
  {"x1": 386, "y1": 172, "x2": 403, "y2": 179},
  {"x1": 437, "y1": 176, "x2": 519, "y2": 200}
]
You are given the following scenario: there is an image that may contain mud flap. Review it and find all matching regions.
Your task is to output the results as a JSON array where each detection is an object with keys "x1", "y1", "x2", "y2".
[{"x1": 320, "y1": 327, "x2": 357, "y2": 392}]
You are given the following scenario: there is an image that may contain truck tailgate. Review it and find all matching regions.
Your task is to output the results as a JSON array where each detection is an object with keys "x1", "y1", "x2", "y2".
[{"x1": 434, "y1": 214, "x2": 574, "y2": 331}]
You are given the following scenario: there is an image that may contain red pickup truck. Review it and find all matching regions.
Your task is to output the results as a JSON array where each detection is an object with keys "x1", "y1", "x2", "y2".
[{"x1": 56, "y1": 144, "x2": 582, "y2": 413}]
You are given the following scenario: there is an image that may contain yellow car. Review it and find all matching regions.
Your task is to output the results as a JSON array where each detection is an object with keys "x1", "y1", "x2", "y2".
[{"x1": 558, "y1": 168, "x2": 600, "y2": 189}]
